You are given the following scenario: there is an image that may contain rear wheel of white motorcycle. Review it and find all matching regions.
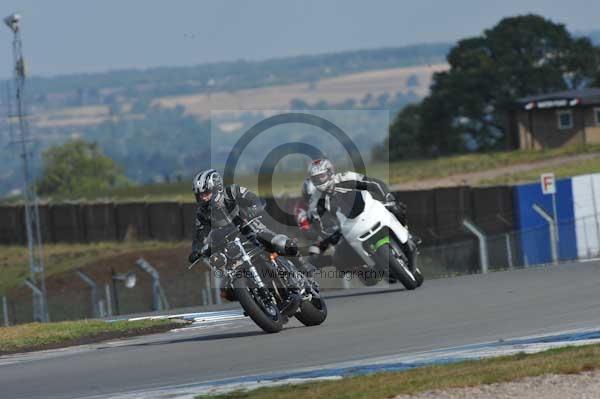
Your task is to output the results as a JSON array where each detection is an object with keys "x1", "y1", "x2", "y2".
[
  {"x1": 413, "y1": 266, "x2": 424, "y2": 287},
  {"x1": 295, "y1": 296, "x2": 328, "y2": 326},
  {"x1": 376, "y1": 241, "x2": 418, "y2": 290},
  {"x1": 233, "y1": 278, "x2": 284, "y2": 333}
]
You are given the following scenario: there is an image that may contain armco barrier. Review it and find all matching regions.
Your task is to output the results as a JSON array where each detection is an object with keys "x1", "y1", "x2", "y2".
[
  {"x1": 433, "y1": 186, "x2": 474, "y2": 242},
  {"x1": 181, "y1": 203, "x2": 197, "y2": 240},
  {"x1": 0, "y1": 205, "x2": 24, "y2": 244},
  {"x1": 396, "y1": 186, "x2": 515, "y2": 246},
  {"x1": 471, "y1": 186, "x2": 515, "y2": 234},
  {"x1": 572, "y1": 174, "x2": 600, "y2": 258},
  {"x1": 82, "y1": 203, "x2": 117, "y2": 242},
  {"x1": 36, "y1": 204, "x2": 54, "y2": 244},
  {"x1": 0, "y1": 184, "x2": 518, "y2": 245},
  {"x1": 115, "y1": 203, "x2": 151, "y2": 241},
  {"x1": 50, "y1": 203, "x2": 84, "y2": 243},
  {"x1": 148, "y1": 202, "x2": 183, "y2": 241},
  {"x1": 396, "y1": 189, "x2": 436, "y2": 243},
  {"x1": 514, "y1": 177, "x2": 577, "y2": 264}
]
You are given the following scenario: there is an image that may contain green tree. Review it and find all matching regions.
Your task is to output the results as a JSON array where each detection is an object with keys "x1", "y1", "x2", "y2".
[
  {"x1": 373, "y1": 104, "x2": 422, "y2": 160},
  {"x1": 426, "y1": 15, "x2": 598, "y2": 153},
  {"x1": 38, "y1": 139, "x2": 129, "y2": 197},
  {"x1": 385, "y1": 14, "x2": 600, "y2": 159}
]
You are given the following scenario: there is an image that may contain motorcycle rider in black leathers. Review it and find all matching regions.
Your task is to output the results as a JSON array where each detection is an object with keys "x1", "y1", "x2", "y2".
[{"x1": 188, "y1": 169, "x2": 315, "y2": 299}]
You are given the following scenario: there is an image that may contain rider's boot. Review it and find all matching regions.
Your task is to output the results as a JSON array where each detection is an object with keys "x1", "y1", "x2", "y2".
[{"x1": 220, "y1": 287, "x2": 236, "y2": 302}]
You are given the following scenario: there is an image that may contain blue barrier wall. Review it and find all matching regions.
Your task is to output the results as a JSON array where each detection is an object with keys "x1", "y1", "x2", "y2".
[{"x1": 513, "y1": 178, "x2": 577, "y2": 265}]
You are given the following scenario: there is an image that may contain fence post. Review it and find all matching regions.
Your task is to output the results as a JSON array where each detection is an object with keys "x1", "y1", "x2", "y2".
[
  {"x1": 505, "y1": 233, "x2": 514, "y2": 270},
  {"x1": 24, "y1": 278, "x2": 49, "y2": 322},
  {"x1": 104, "y1": 284, "x2": 113, "y2": 316},
  {"x1": 533, "y1": 204, "x2": 559, "y2": 265},
  {"x1": 462, "y1": 219, "x2": 489, "y2": 274},
  {"x1": 76, "y1": 270, "x2": 100, "y2": 318},
  {"x1": 136, "y1": 258, "x2": 170, "y2": 311},
  {"x1": 2, "y1": 296, "x2": 9, "y2": 327}
]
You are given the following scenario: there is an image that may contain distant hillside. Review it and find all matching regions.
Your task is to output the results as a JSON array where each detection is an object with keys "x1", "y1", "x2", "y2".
[
  {"x1": 19, "y1": 42, "x2": 451, "y2": 109},
  {"x1": 0, "y1": 42, "x2": 452, "y2": 196}
]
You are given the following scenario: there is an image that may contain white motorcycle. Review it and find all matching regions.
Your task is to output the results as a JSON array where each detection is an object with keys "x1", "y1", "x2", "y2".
[{"x1": 326, "y1": 189, "x2": 424, "y2": 290}]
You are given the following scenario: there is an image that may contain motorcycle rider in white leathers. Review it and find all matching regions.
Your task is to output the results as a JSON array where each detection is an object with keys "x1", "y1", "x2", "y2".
[{"x1": 303, "y1": 159, "x2": 417, "y2": 270}]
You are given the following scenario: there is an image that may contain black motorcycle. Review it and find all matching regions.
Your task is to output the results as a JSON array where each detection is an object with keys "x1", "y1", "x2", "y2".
[{"x1": 193, "y1": 218, "x2": 327, "y2": 333}]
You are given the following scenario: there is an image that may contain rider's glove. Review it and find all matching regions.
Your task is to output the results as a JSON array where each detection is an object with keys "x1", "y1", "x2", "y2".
[
  {"x1": 188, "y1": 251, "x2": 201, "y2": 264},
  {"x1": 299, "y1": 216, "x2": 311, "y2": 232},
  {"x1": 284, "y1": 239, "x2": 299, "y2": 256},
  {"x1": 200, "y1": 243, "x2": 211, "y2": 258},
  {"x1": 308, "y1": 245, "x2": 321, "y2": 256}
]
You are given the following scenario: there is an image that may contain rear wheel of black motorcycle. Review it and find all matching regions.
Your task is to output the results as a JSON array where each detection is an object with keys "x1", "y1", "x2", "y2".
[
  {"x1": 233, "y1": 278, "x2": 283, "y2": 333},
  {"x1": 295, "y1": 296, "x2": 328, "y2": 326},
  {"x1": 375, "y1": 241, "x2": 418, "y2": 291}
]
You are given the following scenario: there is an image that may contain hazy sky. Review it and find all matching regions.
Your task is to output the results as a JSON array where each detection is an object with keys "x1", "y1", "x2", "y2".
[{"x1": 0, "y1": 0, "x2": 598, "y2": 78}]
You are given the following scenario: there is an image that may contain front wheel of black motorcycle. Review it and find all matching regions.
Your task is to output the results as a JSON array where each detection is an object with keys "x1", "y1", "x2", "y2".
[
  {"x1": 295, "y1": 296, "x2": 328, "y2": 326},
  {"x1": 233, "y1": 278, "x2": 283, "y2": 333}
]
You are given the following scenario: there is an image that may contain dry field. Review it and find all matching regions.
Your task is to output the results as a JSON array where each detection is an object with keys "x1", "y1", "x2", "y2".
[
  {"x1": 156, "y1": 64, "x2": 448, "y2": 117},
  {"x1": 31, "y1": 64, "x2": 447, "y2": 128}
]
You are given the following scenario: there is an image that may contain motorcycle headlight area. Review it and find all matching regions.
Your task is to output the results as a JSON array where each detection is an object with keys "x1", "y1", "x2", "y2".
[
  {"x1": 224, "y1": 241, "x2": 243, "y2": 259},
  {"x1": 209, "y1": 253, "x2": 228, "y2": 268}
]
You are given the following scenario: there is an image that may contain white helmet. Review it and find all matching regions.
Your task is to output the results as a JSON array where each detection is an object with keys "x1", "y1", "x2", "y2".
[
  {"x1": 192, "y1": 169, "x2": 224, "y2": 204},
  {"x1": 308, "y1": 158, "x2": 335, "y2": 192}
]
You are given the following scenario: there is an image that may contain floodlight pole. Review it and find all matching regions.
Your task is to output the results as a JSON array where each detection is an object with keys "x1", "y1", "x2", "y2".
[
  {"x1": 5, "y1": 14, "x2": 49, "y2": 322},
  {"x1": 2, "y1": 296, "x2": 9, "y2": 326}
]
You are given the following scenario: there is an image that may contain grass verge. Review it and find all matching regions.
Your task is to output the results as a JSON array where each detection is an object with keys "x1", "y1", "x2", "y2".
[
  {"x1": 0, "y1": 319, "x2": 180, "y2": 356},
  {"x1": 4, "y1": 145, "x2": 600, "y2": 204},
  {"x1": 481, "y1": 154, "x2": 600, "y2": 186},
  {"x1": 0, "y1": 241, "x2": 186, "y2": 294},
  {"x1": 196, "y1": 344, "x2": 600, "y2": 399}
]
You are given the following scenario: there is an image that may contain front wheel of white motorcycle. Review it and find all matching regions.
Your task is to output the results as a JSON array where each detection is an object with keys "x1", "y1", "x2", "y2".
[{"x1": 375, "y1": 241, "x2": 418, "y2": 291}]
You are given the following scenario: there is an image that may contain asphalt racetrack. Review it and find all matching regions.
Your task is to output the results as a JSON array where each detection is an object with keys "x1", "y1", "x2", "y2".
[{"x1": 3, "y1": 261, "x2": 600, "y2": 399}]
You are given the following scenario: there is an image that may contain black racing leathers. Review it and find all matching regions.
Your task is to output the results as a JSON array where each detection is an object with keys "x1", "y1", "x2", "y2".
[{"x1": 189, "y1": 184, "x2": 312, "y2": 274}]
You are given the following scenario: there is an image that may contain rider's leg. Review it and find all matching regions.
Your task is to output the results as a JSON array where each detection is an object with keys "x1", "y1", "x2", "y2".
[{"x1": 294, "y1": 255, "x2": 317, "y2": 277}]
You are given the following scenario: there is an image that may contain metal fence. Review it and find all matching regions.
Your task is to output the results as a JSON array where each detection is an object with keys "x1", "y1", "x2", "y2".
[
  {"x1": 0, "y1": 185, "x2": 517, "y2": 246},
  {"x1": 1, "y1": 213, "x2": 599, "y2": 326},
  {"x1": 420, "y1": 213, "x2": 600, "y2": 278}
]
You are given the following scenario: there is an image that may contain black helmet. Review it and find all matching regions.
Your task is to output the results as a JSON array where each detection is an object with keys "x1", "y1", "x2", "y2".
[{"x1": 192, "y1": 169, "x2": 224, "y2": 205}]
